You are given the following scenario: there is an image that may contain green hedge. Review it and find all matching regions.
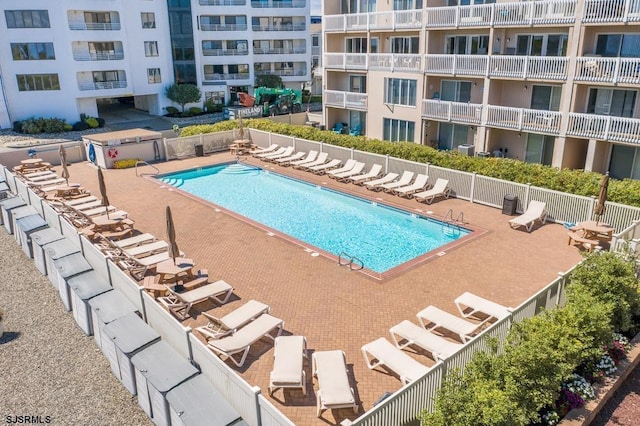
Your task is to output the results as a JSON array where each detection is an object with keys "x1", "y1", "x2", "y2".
[{"x1": 180, "y1": 120, "x2": 640, "y2": 207}]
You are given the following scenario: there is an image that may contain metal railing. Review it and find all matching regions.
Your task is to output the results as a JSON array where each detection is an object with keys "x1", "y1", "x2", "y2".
[
  {"x1": 77, "y1": 80, "x2": 127, "y2": 91},
  {"x1": 251, "y1": 23, "x2": 306, "y2": 31},
  {"x1": 199, "y1": 0, "x2": 246, "y2": 5},
  {"x1": 73, "y1": 51, "x2": 124, "y2": 61},
  {"x1": 574, "y1": 57, "x2": 640, "y2": 85},
  {"x1": 200, "y1": 23, "x2": 248, "y2": 31},
  {"x1": 421, "y1": 100, "x2": 483, "y2": 125},
  {"x1": 202, "y1": 48, "x2": 249, "y2": 56},
  {"x1": 251, "y1": 0, "x2": 306, "y2": 7},
  {"x1": 324, "y1": 90, "x2": 368, "y2": 110},
  {"x1": 68, "y1": 22, "x2": 121, "y2": 30},
  {"x1": 566, "y1": 113, "x2": 640, "y2": 145}
]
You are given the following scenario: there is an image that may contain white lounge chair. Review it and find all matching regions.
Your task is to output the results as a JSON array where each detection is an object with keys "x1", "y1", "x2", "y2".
[
  {"x1": 379, "y1": 171, "x2": 415, "y2": 193},
  {"x1": 454, "y1": 292, "x2": 511, "y2": 323},
  {"x1": 364, "y1": 172, "x2": 399, "y2": 190},
  {"x1": 416, "y1": 305, "x2": 483, "y2": 342},
  {"x1": 508, "y1": 200, "x2": 547, "y2": 232},
  {"x1": 294, "y1": 152, "x2": 328, "y2": 169},
  {"x1": 345, "y1": 164, "x2": 383, "y2": 185},
  {"x1": 269, "y1": 335, "x2": 308, "y2": 396},
  {"x1": 326, "y1": 159, "x2": 358, "y2": 179},
  {"x1": 206, "y1": 313, "x2": 284, "y2": 367},
  {"x1": 159, "y1": 280, "x2": 234, "y2": 320},
  {"x1": 250, "y1": 144, "x2": 279, "y2": 156},
  {"x1": 361, "y1": 337, "x2": 430, "y2": 384},
  {"x1": 255, "y1": 146, "x2": 287, "y2": 159},
  {"x1": 196, "y1": 299, "x2": 270, "y2": 339},
  {"x1": 392, "y1": 174, "x2": 430, "y2": 198},
  {"x1": 288, "y1": 150, "x2": 319, "y2": 167},
  {"x1": 274, "y1": 151, "x2": 306, "y2": 165},
  {"x1": 333, "y1": 162, "x2": 366, "y2": 182},
  {"x1": 308, "y1": 159, "x2": 342, "y2": 175},
  {"x1": 312, "y1": 350, "x2": 358, "y2": 417},
  {"x1": 414, "y1": 178, "x2": 452, "y2": 204},
  {"x1": 262, "y1": 146, "x2": 294, "y2": 162},
  {"x1": 389, "y1": 320, "x2": 462, "y2": 362}
]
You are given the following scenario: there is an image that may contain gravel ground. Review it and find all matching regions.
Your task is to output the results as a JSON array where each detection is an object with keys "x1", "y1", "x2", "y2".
[
  {"x1": 0, "y1": 231, "x2": 151, "y2": 425},
  {"x1": 592, "y1": 364, "x2": 640, "y2": 426}
]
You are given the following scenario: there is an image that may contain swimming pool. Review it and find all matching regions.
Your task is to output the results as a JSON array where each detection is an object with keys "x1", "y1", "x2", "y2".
[{"x1": 159, "y1": 163, "x2": 470, "y2": 274}]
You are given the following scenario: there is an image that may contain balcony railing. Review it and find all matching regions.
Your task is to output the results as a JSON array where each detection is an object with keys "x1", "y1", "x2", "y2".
[
  {"x1": 325, "y1": 90, "x2": 368, "y2": 110},
  {"x1": 369, "y1": 54, "x2": 422, "y2": 73},
  {"x1": 200, "y1": 23, "x2": 247, "y2": 31},
  {"x1": 574, "y1": 57, "x2": 640, "y2": 85},
  {"x1": 583, "y1": 0, "x2": 640, "y2": 23},
  {"x1": 253, "y1": 47, "x2": 306, "y2": 55},
  {"x1": 489, "y1": 55, "x2": 569, "y2": 81},
  {"x1": 69, "y1": 22, "x2": 121, "y2": 30},
  {"x1": 199, "y1": 0, "x2": 246, "y2": 5},
  {"x1": 251, "y1": 23, "x2": 306, "y2": 31},
  {"x1": 424, "y1": 54, "x2": 488, "y2": 76},
  {"x1": 324, "y1": 53, "x2": 367, "y2": 70},
  {"x1": 256, "y1": 69, "x2": 307, "y2": 76},
  {"x1": 325, "y1": 8, "x2": 423, "y2": 32},
  {"x1": 567, "y1": 113, "x2": 640, "y2": 145},
  {"x1": 251, "y1": 0, "x2": 306, "y2": 7},
  {"x1": 202, "y1": 48, "x2": 249, "y2": 56},
  {"x1": 421, "y1": 99, "x2": 483, "y2": 125},
  {"x1": 78, "y1": 80, "x2": 127, "y2": 90},
  {"x1": 203, "y1": 73, "x2": 250, "y2": 81},
  {"x1": 73, "y1": 51, "x2": 124, "y2": 61},
  {"x1": 486, "y1": 105, "x2": 562, "y2": 135}
]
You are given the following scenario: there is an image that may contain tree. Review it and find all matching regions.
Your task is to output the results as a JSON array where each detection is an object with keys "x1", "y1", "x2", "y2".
[
  {"x1": 255, "y1": 74, "x2": 283, "y2": 88},
  {"x1": 165, "y1": 83, "x2": 202, "y2": 113}
]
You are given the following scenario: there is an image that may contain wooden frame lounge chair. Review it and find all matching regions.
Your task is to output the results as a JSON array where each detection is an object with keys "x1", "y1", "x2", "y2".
[
  {"x1": 312, "y1": 350, "x2": 358, "y2": 417},
  {"x1": 288, "y1": 150, "x2": 318, "y2": 167},
  {"x1": 364, "y1": 172, "x2": 399, "y2": 190},
  {"x1": 269, "y1": 335, "x2": 308, "y2": 396},
  {"x1": 262, "y1": 146, "x2": 295, "y2": 162},
  {"x1": 389, "y1": 320, "x2": 462, "y2": 362},
  {"x1": 508, "y1": 200, "x2": 547, "y2": 232},
  {"x1": 326, "y1": 159, "x2": 358, "y2": 178},
  {"x1": 414, "y1": 178, "x2": 452, "y2": 204},
  {"x1": 361, "y1": 337, "x2": 430, "y2": 384},
  {"x1": 331, "y1": 162, "x2": 366, "y2": 182},
  {"x1": 379, "y1": 171, "x2": 415, "y2": 193},
  {"x1": 206, "y1": 314, "x2": 284, "y2": 367},
  {"x1": 294, "y1": 152, "x2": 329, "y2": 170},
  {"x1": 123, "y1": 240, "x2": 169, "y2": 258},
  {"x1": 345, "y1": 164, "x2": 383, "y2": 185},
  {"x1": 117, "y1": 251, "x2": 172, "y2": 280},
  {"x1": 195, "y1": 300, "x2": 270, "y2": 339},
  {"x1": 25, "y1": 172, "x2": 59, "y2": 182},
  {"x1": 159, "y1": 280, "x2": 234, "y2": 320},
  {"x1": 454, "y1": 292, "x2": 511, "y2": 323},
  {"x1": 63, "y1": 196, "x2": 98, "y2": 207},
  {"x1": 113, "y1": 233, "x2": 156, "y2": 248},
  {"x1": 392, "y1": 174, "x2": 430, "y2": 198},
  {"x1": 274, "y1": 151, "x2": 306, "y2": 165},
  {"x1": 416, "y1": 305, "x2": 483, "y2": 342},
  {"x1": 308, "y1": 159, "x2": 342, "y2": 175},
  {"x1": 250, "y1": 144, "x2": 279, "y2": 156}
]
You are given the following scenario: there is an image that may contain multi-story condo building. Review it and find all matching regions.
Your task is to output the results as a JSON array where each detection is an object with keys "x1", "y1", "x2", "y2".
[
  {"x1": 323, "y1": 0, "x2": 640, "y2": 180},
  {"x1": 0, "y1": 0, "x2": 311, "y2": 128}
]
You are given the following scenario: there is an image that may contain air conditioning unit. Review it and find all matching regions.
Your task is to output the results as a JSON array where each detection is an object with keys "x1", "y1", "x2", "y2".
[{"x1": 457, "y1": 144, "x2": 475, "y2": 156}]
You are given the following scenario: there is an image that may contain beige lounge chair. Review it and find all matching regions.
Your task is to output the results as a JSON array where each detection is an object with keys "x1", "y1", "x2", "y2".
[
  {"x1": 250, "y1": 143, "x2": 279, "y2": 156},
  {"x1": 262, "y1": 146, "x2": 295, "y2": 162},
  {"x1": 124, "y1": 240, "x2": 169, "y2": 258},
  {"x1": 346, "y1": 164, "x2": 383, "y2": 184},
  {"x1": 29, "y1": 177, "x2": 67, "y2": 187},
  {"x1": 269, "y1": 336, "x2": 308, "y2": 396},
  {"x1": 508, "y1": 200, "x2": 547, "y2": 232},
  {"x1": 288, "y1": 150, "x2": 319, "y2": 167},
  {"x1": 364, "y1": 172, "x2": 399, "y2": 190},
  {"x1": 416, "y1": 305, "x2": 483, "y2": 342},
  {"x1": 379, "y1": 171, "x2": 415, "y2": 193},
  {"x1": 63, "y1": 195, "x2": 99, "y2": 207},
  {"x1": 256, "y1": 146, "x2": 287, "y2": 159},
  {"x1": 326, "y1": 159, "x2": 358, "y2": 178},
  {"x1": 312, "y1": 350, "x2": 358, "y2": 417},
  {"x1": 308, "y1": 159, "x2": 342, "y2": 175},
  {"x1": 25, "y1": 172, "x2": 58, "y2": 182},
  {"x1": 414, "y1": 178, "x2": 452, "y2": 204},
  {"x1": 274, "y1": 151, "x2": 306, "y2": 165},
  {"x1": 113, "y1": 233, "x2": 156, "y2": 248},
  {"x1": 392, "y1": 174, "x2": 430, "y2": 198},
  {"x1": 361, "y1": 337, "x2": 430, "y2": 384},
  {"x1": 159, "y1": 280, "x2": 234, "y2": 320},
  {"x1": 389, "y1": 320, "x2": 462, "y2": 362},
  {"x1": 295, "y1": 152, "x2": 328, "y2": 170},
  {"x1": 454, "y1": 292, "x2": 511, "y2": 323},
  {"x1": 206, "y1": 313, "x2": 284, "y2": 367},
  {"x1": 196, "y1": 299, "x2": 270, "y2": 339}
]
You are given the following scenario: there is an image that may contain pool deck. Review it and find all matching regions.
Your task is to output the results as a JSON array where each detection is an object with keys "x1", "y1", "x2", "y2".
[{"x1": 57, "y1": 153, "x2": 583, "y2": 426}]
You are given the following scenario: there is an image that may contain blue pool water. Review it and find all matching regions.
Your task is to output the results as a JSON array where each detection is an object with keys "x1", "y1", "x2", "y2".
[{"x1": 159, "y1": 163, "x2": 470, "y2": 273}]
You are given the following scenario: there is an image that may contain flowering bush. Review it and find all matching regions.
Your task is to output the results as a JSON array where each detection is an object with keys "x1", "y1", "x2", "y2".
[
  {"x1": 541, "y1": 409, "x2": 560, "y2": 426},
  {"x1": 607, "y1": 333, "x2": 630, "y2": 364},
  {"x1": 596, "y1": 354, "x2": 617, "y2": 377},
  {"x1": 556, "y1": 374, "x2": 595, "y2": 414}
]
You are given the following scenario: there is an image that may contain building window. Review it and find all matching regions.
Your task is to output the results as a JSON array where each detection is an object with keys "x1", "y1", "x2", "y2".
[
  {"x1": 346, "y1": 37, "x2": 367, "y2": 53},
  {"x1": 596, "y1": 34, "x2": 640, "y2": 57},
  {"x1": 147, "y1": 68, "x2": 161, "y2": 84},
  {"x1": 531, "y1": 85, "x2": 561, "y2": 111},
  {"x1": 384, "y1": 78, "x2": 417, "y2": 106},
  {"x1": 16, "y1": 74, "x2": 60, "y2": 91},
  {"x1": 391, "y1": 37, "x2": 419, "y2": 54},
  {"x1": 5, "y1": 10, "x2": 50, "y2": 28},
  {"x1": 393, "y1": 0, "x2": 422, "y2": 9},
  {"x1": 144, "y1": 41, "x2": 159, "y2": 57},
  {"x1": 446, "y1": 35, "x2": 489, "y2": 55},
  {"x1": 440, "y1": 80, "x2": 471, "y2": 102},
  {"x1": 383, "y1": 118, "x2": 415, "y2": 142},
  {"x1": 11, "y1": 43, "x2": 55, "y2": 60},
  {"x1": 610, "y1": 145, "x2": 640, "y2": 180},
  {"x1": 525, "y1": 134, "x2": 555, "y2": 165},
  {"x1": 205, "y1": 91, "x2": 225, "y2": 106},
  {"x1": 438, "y1": 123, "x2": 469, "y2": 150},
  {"x1": 587, "y1": 88, "x2": 637, "y2": 117},
  {"x1": 141, "y1": 12, "x2": 156, "y2": 28},
  {"x1": 312, "y1": 35, "x2": 319, "y2": 47},
  {"x1": 516, "y1": 34, "x2": 568, "y2": 57}
]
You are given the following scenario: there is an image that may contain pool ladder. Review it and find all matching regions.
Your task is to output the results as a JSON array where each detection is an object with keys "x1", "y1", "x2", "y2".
[
  {"x1": 443, "y1": 209, "x2": 464, "y2": 229},
  {"x1": 338, "y1": 252, "x2": 364, "y2": 271},
  {"x1": 135, "y1": 160, "x2": 160, "y2": 177}
]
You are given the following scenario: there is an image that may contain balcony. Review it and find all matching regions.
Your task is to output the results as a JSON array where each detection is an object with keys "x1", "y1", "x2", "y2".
[
  {"x1": 202, "y1": 48, "x2": 249, "y2": 56},
  {"x1": 486, "y1": 105, "x2": 562, "y2": 135},
  {"x1": 421, "y1": 99, "x2": 482, "y2": 126},
  {"x1": 251, "y1": 0, "x2": 306, "y2": 7},
  {"x1": 199, "y1": 0, "x2": 246, "y2": 5},
  {"x1": 582, "y1": 0, "x2": 640, "y2": 24},
  {"x1": 253, "y1": 47, "x2": 306, "y2": 55},
  {"x1": 325, "y1": 9, "x2": 423, "y2": 32},
  {"x1": 73, "y1": 51, "x2": 124, "y2": 61},
  {"x1": 200, "y1": 24, "x2": 247, "y2": 31},
  {"x1": 489, "y1": 56, "x2": 569, "y2": 81},
  {"x1": 203, "y1": 73, "x2": 250, "y2": 81},
  {"x1": 369, "y1": 54, "x2": 421, "y2": 73},
  {"x1": 574, "y1": 57, "x2": 640, "y2": 85},
  {"x1": 566, "y1": 113, "x2": 640, "y2": 145},
  {"x1": 424, "y1": 55, "x2": 488, "y2": 76},
  {"x1": 252, "y1": 23, "x2": 306, "y2": 31},
  {"x1": 78, "y1": 80, "x2": 127, "y2": 90},
  {"x1": 324, "y1": 53, "x2": 367, "y2": 71},
  {"x1": 325, "y1": 90, "x2": 368, "y2": 110},
  {"x1": 257, "y1": 68, "x2": 306, "y2": 77},
  {"x1": 69, "y1": 22, "x2": 121, "y2": 30}
]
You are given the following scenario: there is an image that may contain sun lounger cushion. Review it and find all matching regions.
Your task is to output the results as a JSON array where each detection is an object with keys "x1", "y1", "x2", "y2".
[
  {"x1": 390, "y1": 320, "x2": 461, "y2": 361},
  {"x1": 361, "y1": 337, "x2": 430, "y2": 384},
  {"x1": 312, "y1": 350, "x2": 357, "y2": 417},
  {"x1": 269, "y1": 335, "x2": 307, "y2": 395}
]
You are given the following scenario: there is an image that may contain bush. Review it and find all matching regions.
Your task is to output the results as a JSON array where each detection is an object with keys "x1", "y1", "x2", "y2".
[
  {"x1": 189, "y1": 107, "x2": 202, "y2": 115},
  {"x1": 63, "y1": 124, "x2": 73, "y2": 131},
  {"x1": 165, "y1": 106, "x2": 180, "y2": 115},
  {"x1": 72, "y1": 121, "x2": 90, "y2": 131},
  {"x1": 96, "y1": 117, "x2": 106, "y2": 128},
  {"x1": 13, "y1": 121, "x2": 23, "y2": 133},
  {"x1": 85, "y1": 117, "x2": 99, "y2": 128}
]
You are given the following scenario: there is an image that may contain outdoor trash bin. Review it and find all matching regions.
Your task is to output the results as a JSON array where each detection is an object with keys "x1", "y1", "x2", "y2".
[
  {"x1": 16, "y1": 214, "x2": 48, "y2": 258},
  {"x1": 89, "y1": 290, "x2": 138, "y2": 350},
  {"x1": 69, "y1": 270, "x2": 113, "y2": 336},
  {"x1": 195, "y1": 144, "x2": 204, "y2": 157},
  {"x1": 502, "y1": 194, "x2": 518, "y2": 216},
  {"x1": 10, "y1": 205, "x2": 38, "y2": 242},
  {"x1": 44, "y1": 238, "x2": 82, "y2": 289},
  {"x1": 53, "y1": 253, "x2": 93, "y2": 311},
  {"x1": 32, "y1": 228, "x2": 65, "y2": 276}
]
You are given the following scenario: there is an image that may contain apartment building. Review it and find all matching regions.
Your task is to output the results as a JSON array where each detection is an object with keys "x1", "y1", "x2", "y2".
[
  {"x1": 0, "y1": 0, "x2": 311, "y2": 128},
  {"x1": 323, "y1": 0, "x2": 640, "y2": 180}
]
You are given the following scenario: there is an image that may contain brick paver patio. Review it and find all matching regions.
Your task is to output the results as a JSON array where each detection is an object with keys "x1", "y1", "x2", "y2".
[{"x1": 56, "y1": 151, "x2": 582, "y2": 425}]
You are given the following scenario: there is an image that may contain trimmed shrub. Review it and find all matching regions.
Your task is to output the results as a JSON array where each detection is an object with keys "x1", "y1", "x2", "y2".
[
  {"x1": 63, "y1": 124, "x2": 73, "y2": 132},
  {"x1": 85, "y1": 117, "x2": 99, "y2": 128},
  {"x1": 13, "y1": 121, "x2": 23, "y2": 133},
  {"x1": 72, "y1": 121, "x2": 90, "y2": 131},
  {"x1": 165, "y1": 106, "x2": 179, "y2": 115},
  {"x1": 188, "y1": 107, "x2": 202, "y2": 115}
]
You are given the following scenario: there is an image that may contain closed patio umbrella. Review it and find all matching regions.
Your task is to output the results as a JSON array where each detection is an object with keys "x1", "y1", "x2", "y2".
[
  {"x1": 59, "y1": 145, "x2": 70, "y2": 185},
  {"x1": 594, "y1": 172, "x2": 609, "y2": 225},
  {"x1": 237, "y1": 111, "x2": 244, "y2": 141},
  {"x1": 166, "y1": 206, "x2": 179, "y2": 264},
  {"x1": 97, "y1": 167, "x2": 110, "y2": 218}
]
